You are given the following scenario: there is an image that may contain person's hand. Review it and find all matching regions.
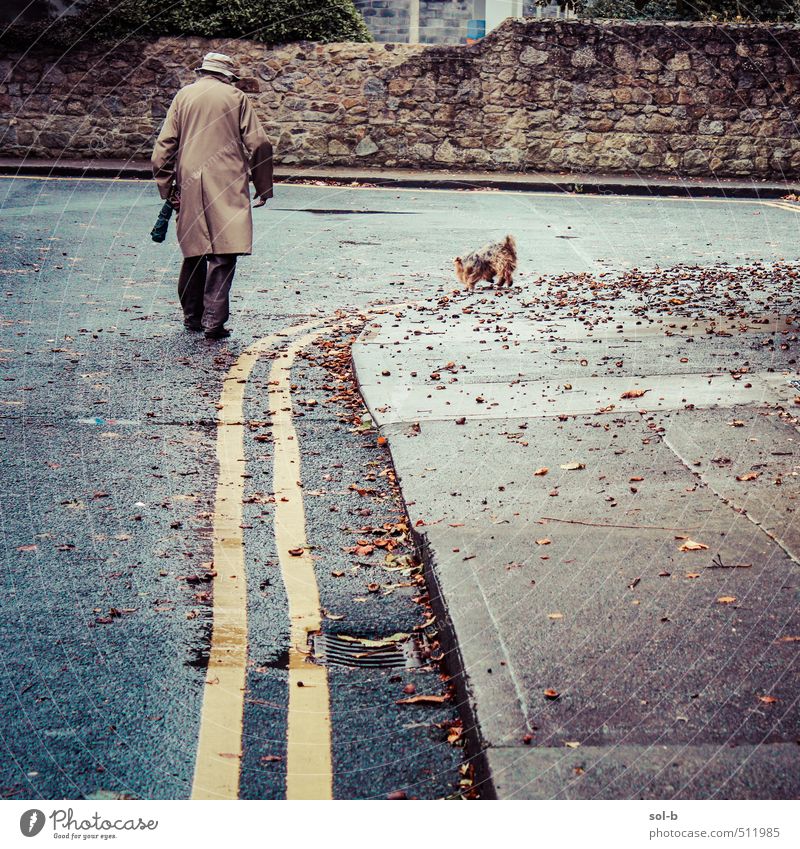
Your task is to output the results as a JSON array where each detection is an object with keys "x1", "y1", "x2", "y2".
[{"x1": 253, "y1": 191, "x2": 272, "y2": 208}]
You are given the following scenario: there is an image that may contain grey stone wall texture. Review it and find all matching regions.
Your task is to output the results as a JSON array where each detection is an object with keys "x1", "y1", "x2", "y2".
[
  {"x1": 354, "y1": 0, "x2": 412, "y2": 43},
  {"x1": 2, "y1": 19, "x2": 800, "y2": 179},
  {"x1": 418, "y1": 0, "x2": 479, "y2": 44},
  {"x1": 354, "y1": 0, "x2": 480, "y2": 44}
]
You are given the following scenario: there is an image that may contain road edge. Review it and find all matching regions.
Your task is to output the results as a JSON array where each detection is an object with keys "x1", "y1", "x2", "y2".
[
  {"x1": 1, "y1": 158, "x2": 798, "y2": 199},
  {"x1": 350, "y1": 340, "x2": 498, "y2": 801}
]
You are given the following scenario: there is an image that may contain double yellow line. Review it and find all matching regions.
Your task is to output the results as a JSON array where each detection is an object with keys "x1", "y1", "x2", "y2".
[{"x1": 190, "y1": 318, "x2": 332, "y2": 800}]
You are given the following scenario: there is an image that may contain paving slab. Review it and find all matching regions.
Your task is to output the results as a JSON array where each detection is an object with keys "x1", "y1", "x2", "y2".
[
  {"x1": 352, "y1": 291, "x2": 800, "y2": 799},
  {"x1": 487, "y1": 743, "x2": 800, "y2": 800}
]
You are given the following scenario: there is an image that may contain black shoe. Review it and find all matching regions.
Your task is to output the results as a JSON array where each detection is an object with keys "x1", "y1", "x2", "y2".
[
  {"x1": 184, "y1": 321, "x2": 204, "y2": 332},
  {"x1": 204, "y1": 327, "x2": 231, "y2": 340}
]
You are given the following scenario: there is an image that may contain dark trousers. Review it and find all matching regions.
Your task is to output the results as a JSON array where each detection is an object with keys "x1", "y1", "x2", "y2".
[{"x1": 178, "y1": 253, "x2": 237, "y2": 331}]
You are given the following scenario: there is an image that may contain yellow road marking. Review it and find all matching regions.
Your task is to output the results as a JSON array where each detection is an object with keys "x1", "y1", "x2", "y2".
[
  {"x1": 191, "y1": 318, "x2": 327, "y2": 800},
  {"x1": 763, "y1": 200, "x2": 800, "y2": 214},
  {"x1": 270, "y1": 332, "x2": 334, "y2": 800},
  {"x1": 0, "y1": 174, "x2": 145, "y2": 183}
]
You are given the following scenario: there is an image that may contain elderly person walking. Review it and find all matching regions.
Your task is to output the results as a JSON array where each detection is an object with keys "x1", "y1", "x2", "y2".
[{"x1": 152, "y1": 52, "x2": 273, "y2": 339}]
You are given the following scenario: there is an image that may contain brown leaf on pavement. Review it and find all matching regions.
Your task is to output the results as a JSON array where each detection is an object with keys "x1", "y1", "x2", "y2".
[
  {"x1": 621, "y1": 388, "x2": 651, "y2": 399},
  {"x1": 534, "y1": 467, "x2": 549, "y2": 476},
  {"x1": 543, "y1": 688, "x2": 560, "y2": 700},
  {"x1": 396, "y1": 694, "x2": 449, "y2": 705},
  {"x1": 717, "y1": 596, "x2": 737, "y2": 604},
  {"x1": 679, "y1": 539, "x2": 708, "y2": 552},
  {"x1": 736, "y1": 471, "x2": 761, "y2": 481},
  {"x1": 387, "y1": 790, "x2": 408, "y2": 800}
]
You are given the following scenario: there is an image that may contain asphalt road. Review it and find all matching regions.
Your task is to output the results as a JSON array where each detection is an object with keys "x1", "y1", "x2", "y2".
[{"x1": 1, "y1": 176, "x2": 798, "y2": 800}]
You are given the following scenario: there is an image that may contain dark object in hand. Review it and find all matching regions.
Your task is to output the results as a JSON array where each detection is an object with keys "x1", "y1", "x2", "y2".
[{"x1": 150, "y1": 200, "x2": 174, "y2": 243}]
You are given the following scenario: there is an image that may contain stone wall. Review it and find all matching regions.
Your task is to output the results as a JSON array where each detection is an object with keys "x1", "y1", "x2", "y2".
[{"x1": 2, "y1": 19, "x2": 800, "y2": 179}]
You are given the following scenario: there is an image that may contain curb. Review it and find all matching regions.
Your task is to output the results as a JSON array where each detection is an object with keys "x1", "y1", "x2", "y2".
[
  {"x1": 349, "y1": 341, "x2": 496, "y2": 801},
  {"x1": 411, "y1": 526, "x2": 497, "y2": 801},
  {"x1": 1, "y1": 159, "x2": 797, "y2": 199}
]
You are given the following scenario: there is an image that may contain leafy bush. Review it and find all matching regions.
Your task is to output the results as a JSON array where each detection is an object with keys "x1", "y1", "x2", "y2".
[
  {"x1": 578, "y1": 0, "x2": 800, "y2": 19},
  {"x1": 0, "y1": 0, "x2": 373, "y2": 49}
]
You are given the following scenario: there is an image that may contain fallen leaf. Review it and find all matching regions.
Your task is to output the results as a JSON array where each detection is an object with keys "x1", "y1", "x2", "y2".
[
  {"x1": 679, "y1": 540, "x2": 708, "y2": 552},
  {"x1": 685, "y1": 572, "x2": 701, "y2": 579},
  {"x1": 533, "y1": 467, "x2": 549, "y2": 476},
  {"x1": 338, "y1": 633, "x2": 409, "y2": 647},
  {"x1": 535, "y1": 538, "x2": 551, "y2": 546},
  {"x1": 543, "y1": 688, "x2": 560, "y2": 700},
  {"x1": 288, "y1": 548, "x2": 304, "y2": 557},
  {"x1": 16, "y1": 544, "x2": 37, "y2": 552},
  {"x1": 559, "y1": 462, "x2": 585, "y2": 471},
  {"x1": 758, "y1": 695, "x2": 777, "y2": 704},
  {"x1": 447, "y1": 726, "x2": 462, "y2": 744},
  {"x1": 736, "y1": 471, "x2": 761, "y2": 481},
  {"x1": 564, "y1": 741, "x2": 581, "y2": 749},
  {"x1": 396, "y1": 694, "x2": 449, "y2": 705},
  {"x1": 621, "y1": 388, "x2": 650, "y2": 399},
  {"x1": 548, "y1": 612, "x2": 563, "y2": 620},
  {"x1": 717, "y1": 596, "x2": 737, "y2": 604}
]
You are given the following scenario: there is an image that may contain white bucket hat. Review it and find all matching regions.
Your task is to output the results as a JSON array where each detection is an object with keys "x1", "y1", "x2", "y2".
[{"x1": 196, "y1": 52, "x2": 240, "y2": 80}]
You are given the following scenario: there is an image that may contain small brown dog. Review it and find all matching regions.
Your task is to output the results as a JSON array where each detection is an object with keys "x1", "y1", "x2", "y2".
[{"x1": 454, "y1": 234, "x2": 517, "y2": 290}]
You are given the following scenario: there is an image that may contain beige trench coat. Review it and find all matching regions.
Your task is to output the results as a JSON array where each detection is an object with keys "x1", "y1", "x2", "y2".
[{"x1": 151, "y1": 75, "x2": 273, "y2": 258}]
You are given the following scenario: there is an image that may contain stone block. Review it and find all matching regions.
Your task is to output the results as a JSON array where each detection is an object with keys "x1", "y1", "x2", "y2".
[
  {"x1": 355, "y1": 136, "x2": 379, "y2": 156},
  {"x1": 520, "y1": 47, "x2": 548, "y2": 67}
]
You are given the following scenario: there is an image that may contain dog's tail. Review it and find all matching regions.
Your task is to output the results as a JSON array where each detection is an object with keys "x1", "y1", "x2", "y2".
[{"x1": 504, "y1": 234, "x2": 516, "y2": 251}]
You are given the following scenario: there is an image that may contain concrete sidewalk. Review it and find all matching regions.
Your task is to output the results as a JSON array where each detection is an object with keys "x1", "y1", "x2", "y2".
[
  {"x1": 351, "y1": 286, "x2": 800, "y2": 799},
  {"x1": 1, "y1": 157, "x2": 798, "y2": 198}
]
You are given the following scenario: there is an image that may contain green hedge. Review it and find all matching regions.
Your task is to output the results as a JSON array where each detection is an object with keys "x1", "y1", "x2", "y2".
[
  {"x1": 0, "y1": 0, "x2": 373, "y2": 49},
  {"x1": 579, "y1": 0, "x2": 800, "y2": 20}
]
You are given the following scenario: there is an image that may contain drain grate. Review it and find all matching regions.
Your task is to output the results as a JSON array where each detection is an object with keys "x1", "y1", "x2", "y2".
[{"x1": 310, "y1": 633, "x2": 422, "y2": 669}]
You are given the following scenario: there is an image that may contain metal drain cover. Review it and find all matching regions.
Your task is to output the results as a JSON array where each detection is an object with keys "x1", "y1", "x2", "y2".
[{"x1": 311, "y1": 633, "x2": 422, "y2": 669}]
